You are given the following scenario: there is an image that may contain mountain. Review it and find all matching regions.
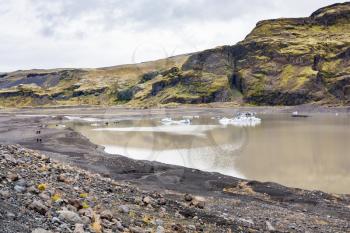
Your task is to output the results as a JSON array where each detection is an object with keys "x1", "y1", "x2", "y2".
[{"x1": 0, "y1": 2, "x2": 349, "y2": 107}]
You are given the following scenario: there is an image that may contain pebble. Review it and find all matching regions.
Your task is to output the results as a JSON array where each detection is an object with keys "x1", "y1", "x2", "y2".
[
  {"x1": 156, "y1": 226, "x2": 165, "y2": 233},
  {"x1": 172, "y1": 223, "x2": 185, "y2": 232},
  {"x1": 0, "y1": 189, "x2": 10, "y2": 198},
  {"x1": 81, "y1": 216, "x2": 91, "y2": 225},
  {"x1": 7, "y1": 173, "x2": 19, "y2": 182},
  {"x1": 73, "y1": 223, "x2": 85, "y2": 233},
  {"x1": 6, "y1": 212, "x2": 16, "y2": 220},
  {"x1": 266, "y1": 221, "x2": 276, "y2": 231},
  {"x1": 190, "y1": 196, "x2": 206, "y2": 209},
  {"x1": 187, "y1": 225, "x2": 196, "y2": 231},
  {"x1": 129, "y1": 226, "x2": 145, "y2": 233},
  {"x1": 142, "y1": 196, "x2": 152, "y2": 205},
  {"x1": 118, "y1": 205, "x2": 129, "y2": 213},
  {"x1": 57, "y1": 174, "x2": 67, "y2": 182},
  {"x1": 100, "y1": 209, "x2": 113, "y2": 220},
  {"x1": 39, "y1": 193, "x2": 51, "y2": 201},
  {"x1": 29, "y1": 200, "x2": 48, "y2": 215},
  {"x1": 16, "y1": 179, "x2": 27, "y2": 187},
  {"x1": 51, "y1": 217, "x2": 61, "y2": 224},
  {"x1": 31, "y1": 228, "x2": 53, "y2": 233},
  {"x1": 14, "y1": 185, "x2": 26, "y2": 193},
  {"x1": 184, "y1": 193, "x2": 193, "y2": 202},
  {"x1": 155, "y1": 219, "x2": 164, "y2": 226},
  {"x1": 157, "y1": 198, "x2": 166, "y2": 205},
  {"x1": 58, "y1": 210, "x2": 82, "y2": 224}
]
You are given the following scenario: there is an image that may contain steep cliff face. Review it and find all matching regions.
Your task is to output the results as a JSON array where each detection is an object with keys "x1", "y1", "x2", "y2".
[
  {"x1": 183, "y1": 2, "x2": 350, "y2": 106},
  {"x1": 0, "y1": 2, "x2": 349, "y2": 107}
]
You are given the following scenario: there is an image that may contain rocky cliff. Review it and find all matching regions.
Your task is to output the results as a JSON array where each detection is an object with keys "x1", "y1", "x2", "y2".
[{"x1": 0, "y1": 2, "x2": 349, "y2": 107}]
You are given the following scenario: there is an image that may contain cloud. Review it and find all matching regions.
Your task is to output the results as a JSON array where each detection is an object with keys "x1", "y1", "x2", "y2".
[{"x1": 0, "y1": 0, "x2": 342, "y2": 72}]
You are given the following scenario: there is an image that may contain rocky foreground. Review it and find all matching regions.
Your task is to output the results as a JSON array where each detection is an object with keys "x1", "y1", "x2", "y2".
[{"x1": 1, "y1": 144, "x2": 350, "y2": 233}]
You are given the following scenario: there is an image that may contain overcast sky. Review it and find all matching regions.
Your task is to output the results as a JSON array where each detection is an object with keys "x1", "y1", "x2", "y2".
[{"x1": 0, "y1": 0, "x2": 343, "y2": 72}]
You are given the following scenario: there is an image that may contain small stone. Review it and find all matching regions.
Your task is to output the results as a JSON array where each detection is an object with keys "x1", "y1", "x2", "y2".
[
  {"x1": 27, "y1": 186, "x2": 39, "y2": 194},
  {"x1": 68, "y1": 199, "x2": 83, "y2": 210},
  {"x1": 116, "y1": 221, "x2": 124, "y2": 231},
  {"x1": 58, "y1": 210, "x2": 82, "y2": 224},
  {"x1": 172, "y1": 223, "x2": 184, "y2": 232},
  {"x1": 16, "y1": 179, "x2": 27, "y2": 187},
  {"x1": 184, "y1": 194, "x2": 193, "y2": 202},
  {"x1": 67, "y1": 204, "x2": 78, "y2": 212},
  {"x1": 118, "y1": 205, "x2": 129, "y2": 213},
  {"x1": 0, "y1": 190, "x2": 10, "y2": 199},
  {"x1": 155, "y1": 219, "x2": 164, "y2": 226},
  {"x1": 79, "y1": 208, "x2": 94, "y2": 219},
  {"x1": 14, "y1": 185, "x2": 26, "y2": 193},
  {"x1": 7, "y1": 173, "x2": 19, "y2": 182},
  {"x1": 31, "y1": 228, "x2": 53, "y2": 233},
  {"x1": 157, "y1": 198, "x2": 166, "y2": 205},
  {"x1": 57, "y1": 174, "x2": 67, "y2": 182},
  {"x1": 156, "y1": 226, "x2": 165, "y2": 233},
  {"x1": 81, "y1": 216, "x2": 91, "y2": 225},
  {"x1": 29, "y1": 200, "x2": 48, "y2": 215},
  {"x1": 129, "y1": 226, "x2": 145, "y2": 233},
  {"x1": 187, "y1": 225, "x2": 196, "y2": 231},
  {"x1": 39, "y1": 193, "x2": 50, "y2": 201},
  {"x1": 190, "y1": 196, "x2": 205, "y2": 209},
  {"x1": 73, "y1": 223, "x2": 85, "y2": 233},
  {"x1": 142, "y1": 196, "x2": 152, "y2": 205},
  {"x1": 266, "y1": 221, "x2": 276, "y2": 231},
  {"x1": 51, "y1": 217, "x2": 61, "y2": 224},
  {"x1": 6, "y1": 212, "x2": 16, "y2": 220},
  {"x1": 58, "y1": 223, "x2": 71, "y2": 232},
  {"x1": 100, "y1": 209, "x2": 113, "y2": 220}
]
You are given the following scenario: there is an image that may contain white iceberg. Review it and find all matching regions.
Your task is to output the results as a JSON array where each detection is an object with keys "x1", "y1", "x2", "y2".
[
  {"x1": 160, "y1": 118, "x2": 191, "y2": 125},
  {"x1": 64, "y1": 116, "x2": 104, "y2": 122},
  {"x1": 219, "y1": 112, "x2": 261, "y2": 127},
  {"x1": 182, "y1": 115, "x2": 199, "y2": 119}
]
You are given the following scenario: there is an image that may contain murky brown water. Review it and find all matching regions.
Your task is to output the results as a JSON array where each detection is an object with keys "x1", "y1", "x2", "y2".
[{"x1": 64, "y1": 114, "x2": 350, "y2": 194}]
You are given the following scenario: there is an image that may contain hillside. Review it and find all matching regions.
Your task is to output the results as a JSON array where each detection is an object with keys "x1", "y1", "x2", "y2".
[{"x1": 0, "y1": 2, "x2": 350, "y2": 107}]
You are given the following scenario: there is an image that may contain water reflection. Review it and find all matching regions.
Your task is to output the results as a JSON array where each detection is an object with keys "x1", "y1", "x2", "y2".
[{"x1": 64, "y1": 115, "x2": 350, "y2": 194}]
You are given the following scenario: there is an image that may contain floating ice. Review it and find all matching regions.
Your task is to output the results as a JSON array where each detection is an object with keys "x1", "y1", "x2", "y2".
[
  {"x1": 64, "y1": 116, "x2": 104, "y2": 122},
  {"x1": 160, "y1": 118, "x2": 191, "y2": 125},
  {"x1": 219, "y1": 112, "x2": 261, "y2": 127},
  {"x1": 182, "y1": 115, "x2": 200, "y2": 119}
]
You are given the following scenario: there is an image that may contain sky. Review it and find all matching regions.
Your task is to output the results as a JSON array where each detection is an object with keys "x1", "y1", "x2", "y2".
[{"x1": 0, "y1": 0, "x2": 343, "y2": 72}]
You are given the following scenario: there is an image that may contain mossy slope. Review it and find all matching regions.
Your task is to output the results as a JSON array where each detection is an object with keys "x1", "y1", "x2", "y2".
[{"x1": 1, "y1": 2, "x2": 350, "y2": 107}]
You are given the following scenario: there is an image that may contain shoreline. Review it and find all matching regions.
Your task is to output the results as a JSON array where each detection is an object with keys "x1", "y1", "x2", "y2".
[
  {"x1": 1, "y1": 106, "x2": 350, "y2": 231},
  {"x1": 1, "y1": 144, "x2": 350, "y2": 232},
  {"x1": 0, "y1": 106, "x2": 350, "y2": 194}
]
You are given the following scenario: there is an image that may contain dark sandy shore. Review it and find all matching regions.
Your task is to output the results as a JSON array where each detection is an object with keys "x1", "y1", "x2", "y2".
[{"x1": 1, "y1": 106, "x2": 350, "y2": 232}]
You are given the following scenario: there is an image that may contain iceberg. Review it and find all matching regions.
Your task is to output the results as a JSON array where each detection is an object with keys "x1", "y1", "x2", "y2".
[
  {"x1": 219, "y1": 112, "x2": 261, "y2": 127},
  {"x1": 160, "y1": 118, "x2": 191, "y2": 125}
]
